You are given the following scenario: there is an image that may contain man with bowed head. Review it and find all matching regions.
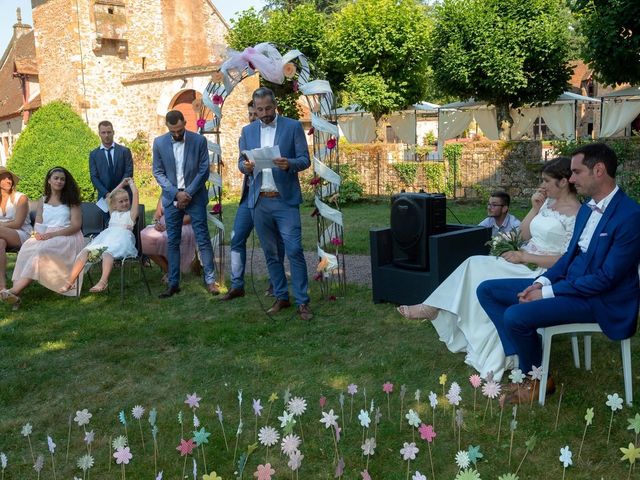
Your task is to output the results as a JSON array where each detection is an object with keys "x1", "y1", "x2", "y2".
[
  {"x1": 238, "y1": 87, "x2": 313, "y2": 320},
  {"x1": 477, "y1": 143, "x2": 640, "y2": 403},
  {"x1": 152, "y1": 110, "x2": 219, "y2": 298}
]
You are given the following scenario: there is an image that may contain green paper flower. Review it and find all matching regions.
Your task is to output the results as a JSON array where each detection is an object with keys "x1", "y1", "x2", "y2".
[
  {"x1": 467, "y1": 445, "x2": 483, "y2": 465},
  {"x1": 627, "y1": 414, "x2": 640, "y2": 435},
  {"x1": 455, "y1": 468, "x2": 481, "y2": 480},
  {"x1": 585, "y1": 407, "x2": 594, "y2": 426},
  {"x1": 193, "y1": 427, "x2": 211, "y2": 446}
]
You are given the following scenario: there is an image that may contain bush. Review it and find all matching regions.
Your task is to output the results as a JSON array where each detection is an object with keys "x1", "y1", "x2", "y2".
[
  {"x1": 119, "y1": 132, "x2": 157, "y2": 196},
  {"x1": 8, "y1": 102, "x2": 99, "y2": 200},
  {"x1": 391, "y1": 162, "x2": 419, "y2": 187},
  {"x1": 337, "y1": 163, "x2": 364, "y2": 204}
]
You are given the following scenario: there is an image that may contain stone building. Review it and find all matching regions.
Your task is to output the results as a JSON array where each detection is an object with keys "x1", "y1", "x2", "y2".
[{"x1": 0, "y1": 0, "x2": 258, "y2": 179}]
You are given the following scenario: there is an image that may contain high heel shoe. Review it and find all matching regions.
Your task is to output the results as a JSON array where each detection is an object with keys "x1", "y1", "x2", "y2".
[
  {"x1": 89, "y1": 281, "x2": 108, "y2": 293},
  {"x1": 396, "y1": 304, "x2": 440, "y2": 321},
  {"x1": 59, "y1": 281, "x2": 76, "y2": 294},
  {"x1": 0, "y1": 289, "x2": 21, "y2": 308}
]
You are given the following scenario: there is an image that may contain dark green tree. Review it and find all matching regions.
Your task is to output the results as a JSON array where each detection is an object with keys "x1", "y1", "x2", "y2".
[
  {"x1": 429, "y1": 0, "x2": 573, "y2": 139},
  {"x1": 575, "y1": 0, "x2": 640, "y2": 85},
  {"x1": 8, "y1": 101, "x2": 99, "y2": 200}
]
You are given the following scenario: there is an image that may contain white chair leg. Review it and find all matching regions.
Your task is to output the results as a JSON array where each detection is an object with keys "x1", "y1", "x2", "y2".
[
  {"x1": 584, "y1": 335, "x2": 592, "y2": 371},
  {"x1": 621, "y1": 339, "x2": 633, "y2": 406},
  {"x1": 571, "y1": 334, "x2": 581, "y2": 368},
  {"x1": 539, "y1": 330, "x2": 553, "y2": 406}
]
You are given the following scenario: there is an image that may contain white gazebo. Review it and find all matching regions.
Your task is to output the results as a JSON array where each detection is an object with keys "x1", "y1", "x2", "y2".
[{"x1": 599, "y1": 86, "x2": 640, "y2": 138}]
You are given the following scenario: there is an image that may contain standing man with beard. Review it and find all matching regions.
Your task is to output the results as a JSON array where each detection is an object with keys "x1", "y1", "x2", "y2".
[{"x1": 152, "y1": 110, "x2": 219, "y2": 298}]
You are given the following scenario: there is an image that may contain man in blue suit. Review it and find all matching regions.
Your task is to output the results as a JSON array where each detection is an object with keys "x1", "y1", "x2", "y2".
[
  {"x1": 477, "y1": 143, "x2": 640, "y2": 403},
  {"x1": 238, "y1": 87, "x2": 313, "y2": 320},
  {"x1": 222, "y1": 101, "x2": 283, "y2": 301},
  {"x1": 152, "y1": 110, "x2": 219, "y2": 298},
  {"x1": 89, "y1": 120, "x2": 134, "y2": 215}
]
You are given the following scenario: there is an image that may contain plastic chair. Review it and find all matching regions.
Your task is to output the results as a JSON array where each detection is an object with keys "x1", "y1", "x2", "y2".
[
  {"x1": 537, "y1": 323, "x2": 633, "y2": 406},
  {"x1": 80, "y1": 202, "x2": 105, "y2": 239}
]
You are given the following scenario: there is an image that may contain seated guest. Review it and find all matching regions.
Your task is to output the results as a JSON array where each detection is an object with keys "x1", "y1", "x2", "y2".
[
  {"x1": 397, "y1": 157, "x2": 580, "y2": 380},
  {"x1": 0, "y1": 167, "x2": 33, "y2": 290},
  {"x1": 0, "y1": 167, "x2": 84, "y2": 309},
  {"x1": 140, "y1": 196, "x2": 197, "y2": 283},
  {"x1": 477, "y1": 144, "x2": 640, "y2": 402},
  {"x1": 478, "y1": 191, "x2": 521, "y2": 236}
]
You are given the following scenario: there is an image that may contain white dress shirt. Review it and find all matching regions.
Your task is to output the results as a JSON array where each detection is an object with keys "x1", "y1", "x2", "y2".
[
  {"x1": 536, "y1": 185, "x2": 619, "y2": 298},
  {"x1": 259, "y1": 115, "x2": 278, "y2": 192},
  {"x1": 172, "y1": 138, "x2": 186, "y2": 189}
]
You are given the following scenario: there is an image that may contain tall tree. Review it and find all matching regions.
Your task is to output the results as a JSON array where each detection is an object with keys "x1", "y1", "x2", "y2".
[
  {"x1": 322, "y1": 0, "x2": 433, "y2": 137},
  {"x1": 429, "y1": 0, "x2": 573, "y2": 139},
  {"x1": 575, "y1": 0, "x2": 640, "y2": 85}
]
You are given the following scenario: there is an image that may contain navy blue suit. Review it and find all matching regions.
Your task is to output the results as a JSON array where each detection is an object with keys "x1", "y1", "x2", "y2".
[
  {"x1": 477, "y1": 188, "x2": 640, "y2": 373},
  {"x1": 89, "y1": 143, "x2": 133, "y2": 199},
  {"x1": 238, "y1": 115, "x2": 310, "y2": 305},
  {"x1": 152, "y1": 130, "x2": 216, "y2": 287}
]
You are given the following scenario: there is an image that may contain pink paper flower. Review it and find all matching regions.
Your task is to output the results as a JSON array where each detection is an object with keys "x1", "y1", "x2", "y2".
[
  {"x1": 212, "y1": 94, "x2": 224, "y2": 106},
  {"x1": 254, "y1": 463, "x2": 275, "y2": 480},
  {"x1": 185, "y1": 393, "x2": 201, "y2": 409},
  {"x1": 176, "y1": 438, "x2": 196, "y2": 456},
  {"x1": 309, "y1": 176, "x2": 321, "y2": 186},
  {"x1": 482, "y1": 381, "x2": 501, "y2": 399},
  {"x1": 326, "y1": 138, "x2": 337, "y2": 150},
  {"x1": 348, "y1": 384, "x2": 358, "y2": 395},
  {"x1": 319, "y1": 396, "x2": 327, "y2": 409},
  {"x1": 469, "y1": 374, "x2": 482, "y2": 389},
  {"x1": 418, "y1": 423, "x2": 436, "y2": 443},
  {"x1": 211, "y1": 203, "x2": 222, "y2": 214},
  {"x1": 196, "y1": 118, "x2": 206, "y2": 129},
  {"x1": 361, "y1": 470, "x2": 372, "y2": 480},
  {"x1": 113, "y1": 446, "x2": 132, "y2": 465},
  {"x1": 383, "y1": 382, "x2": 394, "y2": 394},
  {"x1": 330, "y1": 237, "x2": 343, "y2": 246}
]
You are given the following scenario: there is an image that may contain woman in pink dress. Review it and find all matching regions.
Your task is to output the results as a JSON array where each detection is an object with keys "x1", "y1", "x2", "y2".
[
  {"x1": 0, "y1": 166, "x2": 33, "y2": 289},
  {"x1": 0, "y1": 167, "x2": 84, "y2": 309},
  {"x1": 140, "y1": 197, "x2": 196, "y2": 282}
]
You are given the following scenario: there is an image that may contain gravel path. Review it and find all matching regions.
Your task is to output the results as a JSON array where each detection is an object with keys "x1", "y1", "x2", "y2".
[{"x1": 217, "y1": 246, "x2": 372, "y2": 287}]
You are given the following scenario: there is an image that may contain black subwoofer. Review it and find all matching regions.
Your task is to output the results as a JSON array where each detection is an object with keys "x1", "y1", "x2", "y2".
[{"x1": 391, "y1": 192, "x2": 446, "y2": 270}]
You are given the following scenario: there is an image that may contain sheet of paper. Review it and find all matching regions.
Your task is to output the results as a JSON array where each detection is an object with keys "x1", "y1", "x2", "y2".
[
  {"x1": 242, "y1": 145, "x2": 281, "y2": 178},
  {"x1": 96, "y1": 196, "x2": 109, "y2": 213}
]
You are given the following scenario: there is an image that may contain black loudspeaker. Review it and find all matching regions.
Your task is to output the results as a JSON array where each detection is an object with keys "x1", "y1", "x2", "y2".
[{"x1": 390, "y1": 192, "x2": 446, "y2": 270}]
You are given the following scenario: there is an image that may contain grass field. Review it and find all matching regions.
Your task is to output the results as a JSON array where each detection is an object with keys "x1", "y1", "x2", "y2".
[{"x1": 0, "y1": 197, "x2": 636, "y2": 479}]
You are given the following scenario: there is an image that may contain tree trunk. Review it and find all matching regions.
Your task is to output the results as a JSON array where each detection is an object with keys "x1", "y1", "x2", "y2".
[
  {"x1": 495, "y1": 102, "x2": 513, "y2": 140},
  {"x1": 374, "y1": 115, "x2": 386, "y2": 142}
]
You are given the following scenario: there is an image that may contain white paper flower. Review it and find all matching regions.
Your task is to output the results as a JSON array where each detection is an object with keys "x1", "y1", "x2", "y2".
[
  {"x1": 320, "y1": 409, "x2": 338, "y2": 429},
  {"x1": 482, "y1": 381, "x2": 502, "y2": 399},
  {"x1": 415, "y1": 389, "x2": 421, "y2": 402},
  {"x1": 429, "y1": 391, "x2": 438, "y2": 408},
  {"x1": 84, "y1": 430, "x2": 95, "y2": 445},
  {"x1": 449, "y1": 382, "x2": 461, "y2": 396},
  {"x1": 528, "y1": 366, "x2": 543, "y2": 381},
  {"x1": 288, "y1": 397, "x2": 307, "y2": 416},
  {"x1": 400, "y1": 442, "x2": 419, "y2": 461},
  {"x1": 412, "y1": 472, "x2": 427, "y2": 480},
  {"x1": 288, "y1": 450, "x2": 304, "y2": 471},
  {"x1": 280, "y1": 434, "x2": 301, "y2": 456},
  {"x1": 47, "y1": 435, "x2": 56, "y2": 454},
  {"x1": 509, "y1": 369, "x2": 525, "y2": 384},
  {"x1": 455, "y1": 450, "x2": 471, "y2": 469},
  {"x1": 0, "y1": 452, "x2": 6, "y2": 469},
  {"x1": 361, "y1": 437, "x2": 376, "y2": 456},
  {"x1": 358, "y1": 409, "x2": 371, "y2": 428},
  {"x1": 278, "y1": 410, "x2": 295, "y2": 428},
  {"x1": 606, "y1": 393, "x2": 624, "y2": 412},
  {"x1": 559, "y1": 445, "x2": 572, "y2": 468},
  {"x1": 131, "y1": 405, "x2": 145, "y2": 420},
  {"x1": 406, "y1": 409, "x2": 421, "y2": 428},
  {"x1": 33, "y1": 455, "x2": 44, "y2": 472},
  {"x1": 193, "y1": 414, "x2": 200, "y2": 428},
  {"x1": 258, "y1": 426, "x2": 280, "y2": 447},
  {"x1": 21, "y1": 423, "x2": 32, "y2": 436},
  {"x1": 77, "y1": 454, "x2": 94, "y2": 471},
  {"x1": 446, "y1": 391, "x2": 462, "y2": 406},
  {"x1": 74, "y1": 409, "x2": 92, "y2": 427},
  {"x1": 112, "y1": 435, "x2": 128, "y2": 450}
]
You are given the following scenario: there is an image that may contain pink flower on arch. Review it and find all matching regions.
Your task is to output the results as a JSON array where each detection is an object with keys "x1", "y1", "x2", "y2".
[
  {"x1": 326, "y1": 138, "x2": 337, "y2": 150},
  {"x1": 196, "y1": 118, "x2": 206, "y2": 129},
  {"x1": 418, "y1": 423, "x2": 436, "y2": 443},
  {"x1": 309, "y1": 176, "x2": 322, "y2": 186},
  {"x1": 330, "y1": 237, "x2": 343, "y2": 246},
  {"x1": 211, "y1": 203, "x2": 222, "y2": 214},
  {"x1": 254, "y1": 463, "x2": 275, "y2": 480},
  {"x1": 383, "y1": 382, "x2": 394, "y2": 394},
  {"x1": 212, "y1": 94, "x2": 224, "y2": 106},
  {"x1": 307, "y1": 127, "x2": 315, "y2": 135}
]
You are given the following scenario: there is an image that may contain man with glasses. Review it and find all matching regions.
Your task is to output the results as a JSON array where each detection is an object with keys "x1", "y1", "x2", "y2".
[{"x1": 479, "y1": 191, "x2": 521, "y2": 236}]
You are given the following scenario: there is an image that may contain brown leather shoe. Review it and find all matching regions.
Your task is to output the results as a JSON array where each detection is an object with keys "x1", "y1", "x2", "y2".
[
  {"x1": 267, "y1": 299, "x2": 291, "y2": 314},
  {"x1": 508, "y1": 377, "x2": 555, "y2": 404},
  {"x1": 298, "y1": 303, "x2": 313, "y2": 321},
  {"x1": 221, "y1": 288, "x2": 245, "y2": 301},
  {"x1": 207, "y1": 282, "x2": 221, "y2": 295},
  {"x1": 264, "y1": 284, "x2": 274, "y2": 297}
]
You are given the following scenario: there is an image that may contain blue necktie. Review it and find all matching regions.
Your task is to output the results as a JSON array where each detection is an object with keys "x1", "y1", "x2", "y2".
[{"x1": 107, "y1": 148, "x2": 114, "y2": 171}]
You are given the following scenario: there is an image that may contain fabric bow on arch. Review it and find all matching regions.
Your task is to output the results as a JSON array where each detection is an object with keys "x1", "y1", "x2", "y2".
[{"x1": 220, "y1": 42, "x2": 285, "y2": 86}]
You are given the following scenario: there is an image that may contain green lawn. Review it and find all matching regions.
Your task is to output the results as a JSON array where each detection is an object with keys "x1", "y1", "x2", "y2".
[{"x1": 0, "y1": 198, "x2": 636, "y2": 480}]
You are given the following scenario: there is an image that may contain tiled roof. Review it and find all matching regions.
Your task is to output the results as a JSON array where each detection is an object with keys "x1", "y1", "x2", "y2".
[
  {"x1": 122, "y1": 64, "x2": 220, "y2": 85},
  {"x1": 0, "y1": 29, "x2": 37, "y2": 119}
]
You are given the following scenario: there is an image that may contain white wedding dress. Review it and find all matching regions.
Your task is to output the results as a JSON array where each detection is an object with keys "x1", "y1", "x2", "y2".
[{"x1": 425, "y1": 199, "x2": 576, "y2": 381}]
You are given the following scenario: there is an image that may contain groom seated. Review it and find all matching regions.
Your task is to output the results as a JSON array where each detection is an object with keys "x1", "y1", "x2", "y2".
[{"x1": 477, "y1": 143, "x2": 640, "y2": 403}]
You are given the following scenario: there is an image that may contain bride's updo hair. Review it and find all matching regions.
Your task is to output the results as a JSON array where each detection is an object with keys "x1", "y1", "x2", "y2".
[{"x1": 541, "y1": 156, "x2": 577, "y2": 194}]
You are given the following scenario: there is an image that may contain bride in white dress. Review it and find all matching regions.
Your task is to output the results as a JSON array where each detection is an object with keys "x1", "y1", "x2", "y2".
[{"x1": 397, "y1": 157, "x2": 581, "y2": 380}]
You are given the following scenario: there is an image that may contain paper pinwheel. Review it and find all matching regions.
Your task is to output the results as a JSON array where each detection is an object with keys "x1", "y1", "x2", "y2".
[
  {"x1": 84, "y1": 430, "x2": 95, "y2": 445},
  {"x1": 412, "y1": 472, "x2": 427, "y2": 480},
  {"x1": 358, "y1": 409, "x2": 371, "y2": 428},
  {"x1": 131, "y1": 405, "x2": 145, "y2": 420},
  {"x1": 467, "y1": 445, "x2": 483, "y2": 465},
  {"x1": 401, "y1": 442, "x2": 419, "y2": 461},
  {"x1": 419, "y1": 424, "x2": 436, "y2": 442},
  {"x1": 21, "y1": 423, "x2": 32, "y2": 436},
  {"x1": 113, "y1": 446, "x2": 132, "y2": 465},
  {"x1": 406, "y1": 409, "x2": 421, "y2": 428},
  {"x1": 288, "y1": 397, "x2": 307, "y2": 416},
  {"x1": 203, "y1": 472, "x2": 223, "y2": 480},
  {"x1": 559, "y1": 445, "x2": 572, "y2": 468},
  {"x1": 258, "y1": 426, "x2": 280, "y2": 447},
  {"x1": 278, "y1": 410, "x2": 295, "y2": 429},
  {"x1": 361, "y1": 437, "x2": 376, "y2": 456},
  {"x1": 620, "y1": 442, "x2": 640, "y2": 470},
  {"x1": 253, "y1": 399, "x2": 263, "y2": 417},
  {"x1": 288, "y1": 450, "x2": 304, "y2": 471},
  {"x1": 76, "y1": 454, "x2": 94, "y2": 471},
  {"x1": 320, "y1": 409, "x2": 338, "y2": 429},
  {"x1": 348, "y1": 384, "x2": 358, "y2": 395},
  {"x1": 193, "y1": 427, "x2": 211, "y2": 446}
]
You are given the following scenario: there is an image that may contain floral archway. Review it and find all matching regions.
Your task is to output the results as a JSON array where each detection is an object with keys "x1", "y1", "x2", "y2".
[{"x1": 198, "y1": 43, "x2": 346, "y2": 297}]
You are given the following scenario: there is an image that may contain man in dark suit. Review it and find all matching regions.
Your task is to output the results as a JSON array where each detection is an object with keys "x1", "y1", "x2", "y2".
[
  {"x1": 89, "y1": 120, "x2": 134, "y2": 214},
  {"x1": 477, "y1": 143, "x2": 640, "y2": 403},
  {"x1": 238, "y1": 87, "x2": 313, "y2": 320},
  {"x1": 152, "y1": 110, "x2": 219, "y2": 298}
]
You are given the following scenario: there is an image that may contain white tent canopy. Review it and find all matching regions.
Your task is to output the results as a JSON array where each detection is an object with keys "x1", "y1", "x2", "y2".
[
  {"x1": 335, "y1": 102, "x2": 440, "y2": 143},
  {"x1": 599, "y1": 86, "x2": 640, "y2": 138}
]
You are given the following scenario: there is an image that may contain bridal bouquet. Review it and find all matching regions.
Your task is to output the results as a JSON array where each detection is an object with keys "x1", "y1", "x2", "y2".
[
  {"x1": 86, "y1": 246, "x2": 108, "y2": 263},
  {"x1": 486, "y1": 230, "x2": 525, "y2": 257}
]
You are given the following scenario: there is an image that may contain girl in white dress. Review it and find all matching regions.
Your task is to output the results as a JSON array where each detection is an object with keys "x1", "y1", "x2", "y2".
[
  {"x1": 0, "y1": 166, "x2": 33, "y2": 289},
  {"x1": 1, "y1": 167, "x2": 84, "y2": 309},
  {"x1": 61, "y1": 178, "x2": 139, "y2": 293},
  {"x1": 397, "y1": 157, "x2": 581, "y2": 380}
]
